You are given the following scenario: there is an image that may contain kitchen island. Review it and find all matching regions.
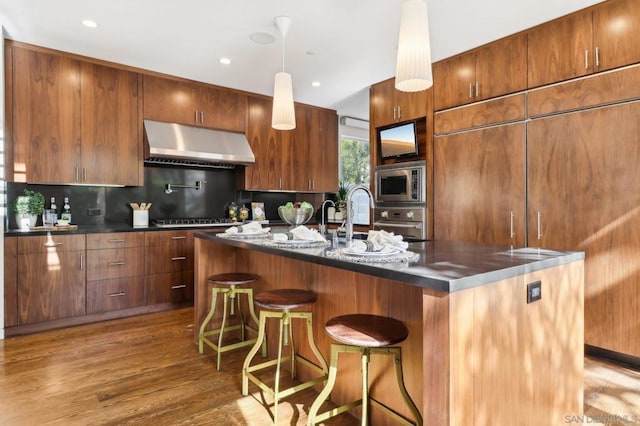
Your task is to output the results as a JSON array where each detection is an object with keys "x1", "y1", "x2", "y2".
[{"x1": 194, "y1": 233, "x2": 584, "y2": 425}]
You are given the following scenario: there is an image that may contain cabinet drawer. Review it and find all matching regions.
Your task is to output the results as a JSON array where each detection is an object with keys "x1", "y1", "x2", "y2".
[
  {"x1": 146, "y1": 271, "x2": 193, "y2": 305},
  {"x1": 87, "y1": 232, "x2": 144, "y2": 250},
  {"x1": 145, "y1": 230, "x2": 194, "y2": 246},
  {"x1": 18, "y1": 234, "x2": 85, "y2": 254},
  {"x1": 145, "y1": 244, "x2": 194, "y2": 274},
  {"x1": 86, "y1": 247, "x2": 144, "y2": 281},
  {"x1": 86, "y1": 277, "x2": 145, "y2": 314}
]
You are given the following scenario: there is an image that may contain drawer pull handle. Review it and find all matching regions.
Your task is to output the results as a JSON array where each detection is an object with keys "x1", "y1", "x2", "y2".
[
  {"x1": 171, "y1": 236, "x2": 187, "y2": 240},
  {"x1": 108, "y1": 261, "x2": 126, "y2": 266},
  {"x1": 171, "y1": 256, "x2": 187, "y2": 261},
  {"x1": 108, "y1": 239, "x2": 125, "y2": 243},
  {"x1": 171, "y1": 284, "x2": 187, "y2": 290},
  {"x1": 44, "y1": 242, "x2": 63, "y2": 247},
  {"x1": 109, "y1": 291, "x2": 126, "y2": 297}
]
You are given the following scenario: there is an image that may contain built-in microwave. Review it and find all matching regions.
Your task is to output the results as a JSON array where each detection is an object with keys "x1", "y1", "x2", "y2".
[{"x1": 374, "y1": 160, "x2": 425, "y2": 204}]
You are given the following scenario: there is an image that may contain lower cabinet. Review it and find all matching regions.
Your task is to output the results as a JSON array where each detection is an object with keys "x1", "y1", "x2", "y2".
[
  {"x1": 4, "y1": 229, "x2": 196, "y2": 335},
  {"x1": 85, "y1": 232, "x2": 145, "y2": 314},
  {"x1": 144, "y1": 230, "x2": 194, "y2": 305},
  {"x1": 17, "y1": 234, "x2": 86, "y2": 324}
]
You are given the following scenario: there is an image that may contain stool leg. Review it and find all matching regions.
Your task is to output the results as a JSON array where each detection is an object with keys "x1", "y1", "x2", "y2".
[
  {"x1": 215, "y1": 292, "x2": 230, "y2": 371},
  {"x1": 390, "y1": 348, "x2": 423, "y2": 426},
  {"x1": 304, "y1": 313, "x2": 328, "y2": 377},
  {"x1": 242, "y1": 310, "x2": 268, "y2": 396},
  {"x1": 307, "y1": 344, "x2": 341, "y2": 426},
  {"x1": 273, "y1": 312, "x2": 287, "y2": 425},
  {"x1": 198, "y1": 287, "x2": 220, "y2": 354},
  {"x1": 361, "y1": 348, "x2": 370, "y2": 426},
  {"x1": 246, "y1": 289, "x2": 267, "y2": 358}
]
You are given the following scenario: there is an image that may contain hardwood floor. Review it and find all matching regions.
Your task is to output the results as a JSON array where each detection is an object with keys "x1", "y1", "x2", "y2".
[{"x1": 0, "y1": 307, "x2": 638, "y2": 425}]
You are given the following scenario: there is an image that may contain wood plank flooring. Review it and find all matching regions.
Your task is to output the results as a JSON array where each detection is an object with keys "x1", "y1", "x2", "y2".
[{"x1": 0, "y1": 307, "x2": 638, "y2": 425}]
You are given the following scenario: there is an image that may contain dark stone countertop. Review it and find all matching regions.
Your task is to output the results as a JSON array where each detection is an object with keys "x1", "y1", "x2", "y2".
[
  {"x1": 194, "y1": 231, "x2": 585, "y2": 293},
  {"x1": 4, "y1": 221, "x2": 292, "y2": 236}
]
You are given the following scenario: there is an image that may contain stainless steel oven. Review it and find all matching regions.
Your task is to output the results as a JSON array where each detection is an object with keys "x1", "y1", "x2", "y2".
[
  {"x1": 373, "y1": 206, "x2": 426, "y2": 241},
  {"x1": 374, "y1": 160, "x2": 425, "y2": 204}
]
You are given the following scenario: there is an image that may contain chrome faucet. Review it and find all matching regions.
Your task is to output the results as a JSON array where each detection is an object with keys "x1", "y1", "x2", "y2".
[
  {"x1": 345, "y1": 184, "x2": 375, "y2": 241},
  {"x1": 319, "y1": 199, "x2": 336, "y2": 237}
]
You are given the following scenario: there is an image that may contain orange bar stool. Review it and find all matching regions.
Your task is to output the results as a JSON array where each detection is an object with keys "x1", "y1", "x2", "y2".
[
  {"x1": 242, "y1": 288, "x2": 328, "y2": 425},
  {"x1": 198, "y1": 272, "x2": 266, "y2": 371},
  {"x1": 307, "y1": 314, "x2": 422, "y2": 426}
]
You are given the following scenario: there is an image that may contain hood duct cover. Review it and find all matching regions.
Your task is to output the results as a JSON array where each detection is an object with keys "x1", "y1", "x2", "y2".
[{"x1": 143, "y1": 119, "x2": 255, "y2": 168}]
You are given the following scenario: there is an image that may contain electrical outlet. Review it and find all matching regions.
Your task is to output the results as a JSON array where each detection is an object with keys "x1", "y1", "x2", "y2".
[
  {"x1": 87, "y1": 208, "x2": 102, "y2": 216},
  {"x1": 527, "y1": 281, "x2": 542, "y2": 304}
]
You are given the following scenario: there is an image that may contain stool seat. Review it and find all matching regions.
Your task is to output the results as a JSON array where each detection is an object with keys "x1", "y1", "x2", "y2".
[
  {"x1": 254, "y1": 288, "x2": 317, "y2": 310},
  {"x1": 326, "y1": 314, "x2": 408, "y2": 347},
  {"x1": 208, "y1": 272, "x2": 259, "y2": 286}
]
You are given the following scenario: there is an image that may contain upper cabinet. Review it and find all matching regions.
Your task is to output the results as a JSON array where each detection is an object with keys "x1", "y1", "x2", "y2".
[
  {"x1": 143, "y1": 74, "x2": 247, "y2": 132},
  {"x1": 370, "y1": 78, "x2": 428, "y2": 127},
  {"x1": 8, "y1": 44, "x2": 142, "y2": 185},
  {"x1": 433, "y1": 33, "x2": 527, "y2": 111},
  {"x1": 241, "y1": 96, "x2": 338, "y2": 193},
  {"x1": 528, "y1": 0, "x2": 640, "y2": 88}
]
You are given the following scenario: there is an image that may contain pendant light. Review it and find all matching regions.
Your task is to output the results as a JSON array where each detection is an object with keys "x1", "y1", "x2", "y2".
[
  {"x1": 395, "y1": 0, "x2": 433, "y2": 92},
  {"x1": 272, "y1": 16, "x2": 296, "y2": 130}
]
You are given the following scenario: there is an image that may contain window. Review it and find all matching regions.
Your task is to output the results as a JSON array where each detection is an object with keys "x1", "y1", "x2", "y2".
[{"x1": 339, "y1": 135, "x2": 370, "y2": 225}]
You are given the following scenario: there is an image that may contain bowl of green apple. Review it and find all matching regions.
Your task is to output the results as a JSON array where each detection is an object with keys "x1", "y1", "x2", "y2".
[{"x1": 278, "y1": 201, "x2": 314, "y2": 226}]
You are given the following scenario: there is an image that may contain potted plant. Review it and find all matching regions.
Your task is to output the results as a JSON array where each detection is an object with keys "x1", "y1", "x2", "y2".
[
  {"x1": 336, "y1": 181, "x2": 349, "y2": 218},
  {"x1": 11, "y1": 188, "x2": 45, "y2": 229}
]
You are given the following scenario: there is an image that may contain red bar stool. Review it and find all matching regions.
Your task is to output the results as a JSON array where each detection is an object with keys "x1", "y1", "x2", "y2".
[
  {"x1": 242, "y1": 288, "x2": 328, "y2": 425},
  {"x1": 198, "y1": 272, "x2": 265, "y2": 371},
  {"x1": 307, "y1": 313, "x2": 422, "y2": 426}
]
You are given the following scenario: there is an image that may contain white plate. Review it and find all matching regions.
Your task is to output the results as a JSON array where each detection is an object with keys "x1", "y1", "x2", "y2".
[
  {"x1": 342, "y1": 247, "x2": 401, "y2": 257},
  {"x1": 226, "y1": 232, "x2": 267, "y2": 237}
]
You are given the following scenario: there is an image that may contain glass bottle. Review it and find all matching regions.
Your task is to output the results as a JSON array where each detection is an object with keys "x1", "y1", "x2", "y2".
[{"x1": 61, "y1": 197, "x2": 72, "y2": 222}]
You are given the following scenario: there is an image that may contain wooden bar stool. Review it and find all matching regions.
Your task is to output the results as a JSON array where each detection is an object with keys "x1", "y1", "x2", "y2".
[
  {"x1": 242, "y1": 288, "x2": 328, "y2": 425},
  {"x1": 307, "y1": 314, "x2": 422, "y2": 426},
  {"x1": 198, "y1": 272, "x2": 266, "y2": 371}
]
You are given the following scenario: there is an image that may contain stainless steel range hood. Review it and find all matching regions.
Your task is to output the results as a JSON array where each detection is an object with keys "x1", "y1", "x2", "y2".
[{"x1": 143, "y1": 119, "x2": 255, "y2": 169}]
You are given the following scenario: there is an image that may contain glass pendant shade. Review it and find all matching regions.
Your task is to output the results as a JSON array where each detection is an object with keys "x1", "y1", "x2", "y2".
[
  {"x1": 272, "y1": 71, "x2": 296, "y2": 130},
  {"x1": 395, "y1": 0, "x2": 433, "y2": 92}
]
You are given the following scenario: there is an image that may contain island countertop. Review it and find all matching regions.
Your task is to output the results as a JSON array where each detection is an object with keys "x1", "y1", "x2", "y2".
[{"x1": 194, "y1": 231, "x2": 584, "y2": 293}]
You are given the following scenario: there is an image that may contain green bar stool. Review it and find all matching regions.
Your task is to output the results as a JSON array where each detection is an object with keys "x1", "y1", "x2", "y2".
[
  {"x1": 307, "y1": 314, "x2": 423, "y2": 426},
  {"x1": 198, "y1": 272, "x2": 266, "y2": 371},
  {"x1": 242, "y1": 288, "x2": 328, "y2": 425}
]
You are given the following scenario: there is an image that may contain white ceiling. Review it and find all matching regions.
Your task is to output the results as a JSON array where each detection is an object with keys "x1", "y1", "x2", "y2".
[{"x1": 0, "y1": 0, "x2": 604, "y2": 120}]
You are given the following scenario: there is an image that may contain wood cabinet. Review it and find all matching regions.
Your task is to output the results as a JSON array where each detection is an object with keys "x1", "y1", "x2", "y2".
[
  {"x1": 8, "y1": 44, "x2": 142, "y2": 185},
  {"x1": 528, "y1": 0, "x2": 640, "y2": 88},
  {"x1": 80, "y1": 62, "x2": 142, "y2": 186},
  {"x1": 434, "y1": 122, "x2": 526, "y2": 246},
  {"x1": 527, "y1": 100, "x2": 640, "y2": 358},
  {"x1": 144, "y1": 230, "x2": 194, "y2": 305},
  {"x1": 17, "y1": 234, "x2": 86, "y2": 324},
  {"x1": 241, "y1": 96, "x2": 338, "y2": 192},
  {"x1": 433, "y1": 33, "x2": 527, "y2": 110},
  {"x1": 143, "y1": 74, "x2": 247, "y2": 132},
  {"x1": 86, "y1": 232, "x2": 145, "y2": 314},
  {"x1": 370, "y1": 77, "x2": 427, "y2": 127},
  {"x1": 4, "y1": 237, "x2": 18, "y2": 327}
]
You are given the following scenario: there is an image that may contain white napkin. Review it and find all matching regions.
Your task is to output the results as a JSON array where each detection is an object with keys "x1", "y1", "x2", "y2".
[
  {"x1": 272, "y1": 225, "x2": 326, "y2": 242},
  {"x1": 348, "y1": 230, "x2": 408, "y2": 253},
  {"x1": 224, "y1": 221, "x2": 269, "y2": 234}
]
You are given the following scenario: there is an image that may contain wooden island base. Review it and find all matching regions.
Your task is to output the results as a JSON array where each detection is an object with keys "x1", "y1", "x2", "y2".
[{"x1": 195, "y1": 236, "x2": 584, "y2": 425}]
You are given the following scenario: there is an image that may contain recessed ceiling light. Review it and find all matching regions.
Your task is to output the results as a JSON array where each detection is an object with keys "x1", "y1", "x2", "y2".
[
  {"x1": 311, "y1": 81, "x2": 321, "y2": 87},
  {"x1": 82, "y1": 19, "x2": 98, "y2": 28},
  {"x1": 249, "y1": 32, "x2": 276, "y2": 44},
  {"x1": 219, "y1": 57, "x2": 231, "y2": 65}
]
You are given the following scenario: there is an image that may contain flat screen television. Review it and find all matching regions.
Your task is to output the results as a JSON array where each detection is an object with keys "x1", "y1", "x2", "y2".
[{"x1": 377, "y1": 120, "x2": 419, "y2": 159}]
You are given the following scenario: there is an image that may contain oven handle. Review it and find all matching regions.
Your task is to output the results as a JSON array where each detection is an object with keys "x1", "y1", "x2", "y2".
[{"x1": 373, "y1": 221, "x2": 422, "y2": 229}]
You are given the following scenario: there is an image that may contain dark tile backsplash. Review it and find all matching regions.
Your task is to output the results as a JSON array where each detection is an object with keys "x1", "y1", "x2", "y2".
[{"x1": 6, "y1": 166, "x2": 328, "y2": 229}]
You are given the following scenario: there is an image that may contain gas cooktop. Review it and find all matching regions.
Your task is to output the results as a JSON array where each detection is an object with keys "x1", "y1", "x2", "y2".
[{"x1": 152, "y1": 218, "x2": 241, "y2": 228}]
